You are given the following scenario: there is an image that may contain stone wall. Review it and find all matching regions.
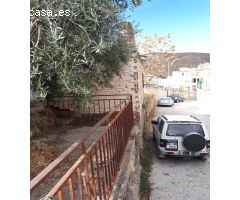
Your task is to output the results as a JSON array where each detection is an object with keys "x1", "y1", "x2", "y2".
[
  {"x1": 94, "y1": 22, "x2": 144, "y2": 122},
  {"x1": 110, "y1": 125, "x2": 142, "y2": 200},
  {"x1": 143, "y1": 93, "x2": 155, "y2": 119}
]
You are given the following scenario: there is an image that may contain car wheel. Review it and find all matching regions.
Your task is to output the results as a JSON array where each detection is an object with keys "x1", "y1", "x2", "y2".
[
  {"x1": 153, "y1": 132, "x2": 156, "y2": 141},
  {"x1": 157, "y1": 150, "x2": 165, "y2": 159}
]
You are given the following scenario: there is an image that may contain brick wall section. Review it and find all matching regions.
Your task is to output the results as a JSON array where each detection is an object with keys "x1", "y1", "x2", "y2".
[
  {"x1": 94, "y1": 52, "x2": 144, "y2": 122},
  {"x1": 94, "y1": 23, "x2": 144, "y2": 123},
  {"x1": 94, "y1": 23, "x2": 143, "y2": 120}
]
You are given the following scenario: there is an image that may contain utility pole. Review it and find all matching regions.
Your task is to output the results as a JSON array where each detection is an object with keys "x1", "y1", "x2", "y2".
[{"x1": 167, "y1": 59, "x2": 170, "y2": 96}]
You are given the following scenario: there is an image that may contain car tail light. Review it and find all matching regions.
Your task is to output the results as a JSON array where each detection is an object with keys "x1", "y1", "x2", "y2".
[
  {"x1": 160, "y1": 139, "x2": 166, "y2": 147},
  {"x1": 206, "y1": 140, "x2": 210, "y2": 149}
]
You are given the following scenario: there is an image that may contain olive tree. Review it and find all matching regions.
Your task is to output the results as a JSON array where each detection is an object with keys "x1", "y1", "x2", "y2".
[{"x1": 30, "y1": 0, "x2": 141, "y2": 100}]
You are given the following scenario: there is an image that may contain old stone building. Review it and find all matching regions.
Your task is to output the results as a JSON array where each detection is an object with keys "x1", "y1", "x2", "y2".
[{"x1": 94, "y1": 22, "x2": 144, "y2": 122}]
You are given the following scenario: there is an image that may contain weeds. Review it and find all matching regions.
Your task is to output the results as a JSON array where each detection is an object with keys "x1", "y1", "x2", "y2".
[
  {"x1": 140, "y1": 92, "x2": 155, "y2": 199},
  {"x1": 140, "y1": 137, "x2": 153, "y2": 198}
]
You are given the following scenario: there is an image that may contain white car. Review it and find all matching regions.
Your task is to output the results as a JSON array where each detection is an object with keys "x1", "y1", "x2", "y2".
[
  {"x1": 152, "y1": 115, "x2": 210, "y2": 160},
  {"x1": 157, "y1": 97, "x2": 174, "y2": 107}
]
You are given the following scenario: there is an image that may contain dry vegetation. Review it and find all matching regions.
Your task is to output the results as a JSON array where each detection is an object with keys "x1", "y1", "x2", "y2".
[
  {"x1": 140, "y1": 92, "x2": 155, "y2": 199},
  {"x1": 30, "y1": 139, "x2": 61, "y2": 179}
]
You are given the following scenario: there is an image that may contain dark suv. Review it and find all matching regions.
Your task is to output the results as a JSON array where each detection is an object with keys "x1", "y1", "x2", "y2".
[{"x1": 168, "y1": 93, "x2": 185, "y2": 103}]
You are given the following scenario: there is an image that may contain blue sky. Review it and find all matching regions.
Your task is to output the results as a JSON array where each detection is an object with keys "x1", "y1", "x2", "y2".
[{"x1": 126, "y1": 0, "x2": 210, "y2": 53}]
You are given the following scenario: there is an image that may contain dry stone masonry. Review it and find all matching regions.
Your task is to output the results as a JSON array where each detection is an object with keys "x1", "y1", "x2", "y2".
[{"x1": 94, "y1": 22, "x2": 144, "y2": 123}]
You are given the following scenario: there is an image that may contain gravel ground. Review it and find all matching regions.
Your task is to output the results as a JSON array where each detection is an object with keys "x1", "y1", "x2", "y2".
[{"x1": 148, "y1": 88, "x2": 210, "y2": 200}]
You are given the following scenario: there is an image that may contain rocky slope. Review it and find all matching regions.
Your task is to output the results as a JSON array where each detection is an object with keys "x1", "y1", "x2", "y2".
[{"x1": 142, "y1": 52, "x2": 210, "y2": 77}]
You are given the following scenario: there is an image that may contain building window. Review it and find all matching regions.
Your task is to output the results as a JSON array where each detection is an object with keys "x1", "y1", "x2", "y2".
[
  {"x1": 134, "y1": 83, "x2": 139, "y2": 93},
  {"x1": 197, "y1": 78, "x2": 203, "y2": 89},
  {"x1": 134, "y1": 72, "x2": 138, "y2": 80}
]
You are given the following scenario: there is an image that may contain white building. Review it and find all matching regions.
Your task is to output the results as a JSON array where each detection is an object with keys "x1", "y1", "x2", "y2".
[
  {"x1": 168, "y1": 67, "x2": 197, "y2": 92},
  {"x1": 196, "y1": 63, "x2": 210, "y2": 91},
  {"x1": 163, "y1": 63, "x2": 210, "y2": 91},
  {"x1": 157, "y1": 78, "x2": 168, "y2": 88},
  {"x1": 196, "y1": 63, "x2": 210, "y2": 113}
]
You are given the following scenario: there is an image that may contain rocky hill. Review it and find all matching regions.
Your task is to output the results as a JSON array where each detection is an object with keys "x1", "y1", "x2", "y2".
[
  {"x1": 170, "y1": 52, "x2": 210, "y2": 72},
  {"x1": 142, "y1": 52, "x2": 210, "y2": 77}
]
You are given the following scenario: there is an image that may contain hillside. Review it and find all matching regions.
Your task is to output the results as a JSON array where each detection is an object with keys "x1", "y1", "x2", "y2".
[
  {"x1": 170, "y1": 52, "x2": 210, "y2": 72},
  {"x1": 142, "y1": 52, "x2": 210, "y2": 77}
]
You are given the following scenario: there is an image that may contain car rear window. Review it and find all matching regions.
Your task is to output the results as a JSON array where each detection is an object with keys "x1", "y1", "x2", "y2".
[
  {"x1": 166, "y1": 124, "x2": 205, "y2": 136},
  {"x1": 160, "y1": 97, "x2": 170, "y2": 100}
]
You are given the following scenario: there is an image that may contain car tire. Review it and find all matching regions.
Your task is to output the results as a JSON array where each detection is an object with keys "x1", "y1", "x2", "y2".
[
  {"x1": 183, "y1": 132, "x2": 206, "y2": 152},
  {"x1": 157, "y1": 150, "x2": 165, "y2": 159},
  {"x1": 153, "y1": 132, "x2": 156, "y2": 141}
]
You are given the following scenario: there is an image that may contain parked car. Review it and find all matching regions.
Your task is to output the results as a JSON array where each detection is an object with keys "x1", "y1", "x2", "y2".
[
  {"x1": 168, "y1": 93, "x2": 184, "y2": 103},
  {"x1": 157, "y1": 97, "x2": 174, "y2": 107},
  {"x1": 152, "y1": 115, "x2": 210, "y2": 160}
]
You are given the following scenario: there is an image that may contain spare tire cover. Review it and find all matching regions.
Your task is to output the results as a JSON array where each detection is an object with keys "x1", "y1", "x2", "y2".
[{"x1": 183, "y1": 132, "x2": 206, "y2": 152}]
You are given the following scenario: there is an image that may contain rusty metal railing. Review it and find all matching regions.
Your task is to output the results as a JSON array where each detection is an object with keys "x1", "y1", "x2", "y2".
[
  {"x1": 31, "y1": 95, "x2": 133, "y2": 200},
  {"x1": 46, "y1": 94, "x2": 131, "y2": 126}
]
